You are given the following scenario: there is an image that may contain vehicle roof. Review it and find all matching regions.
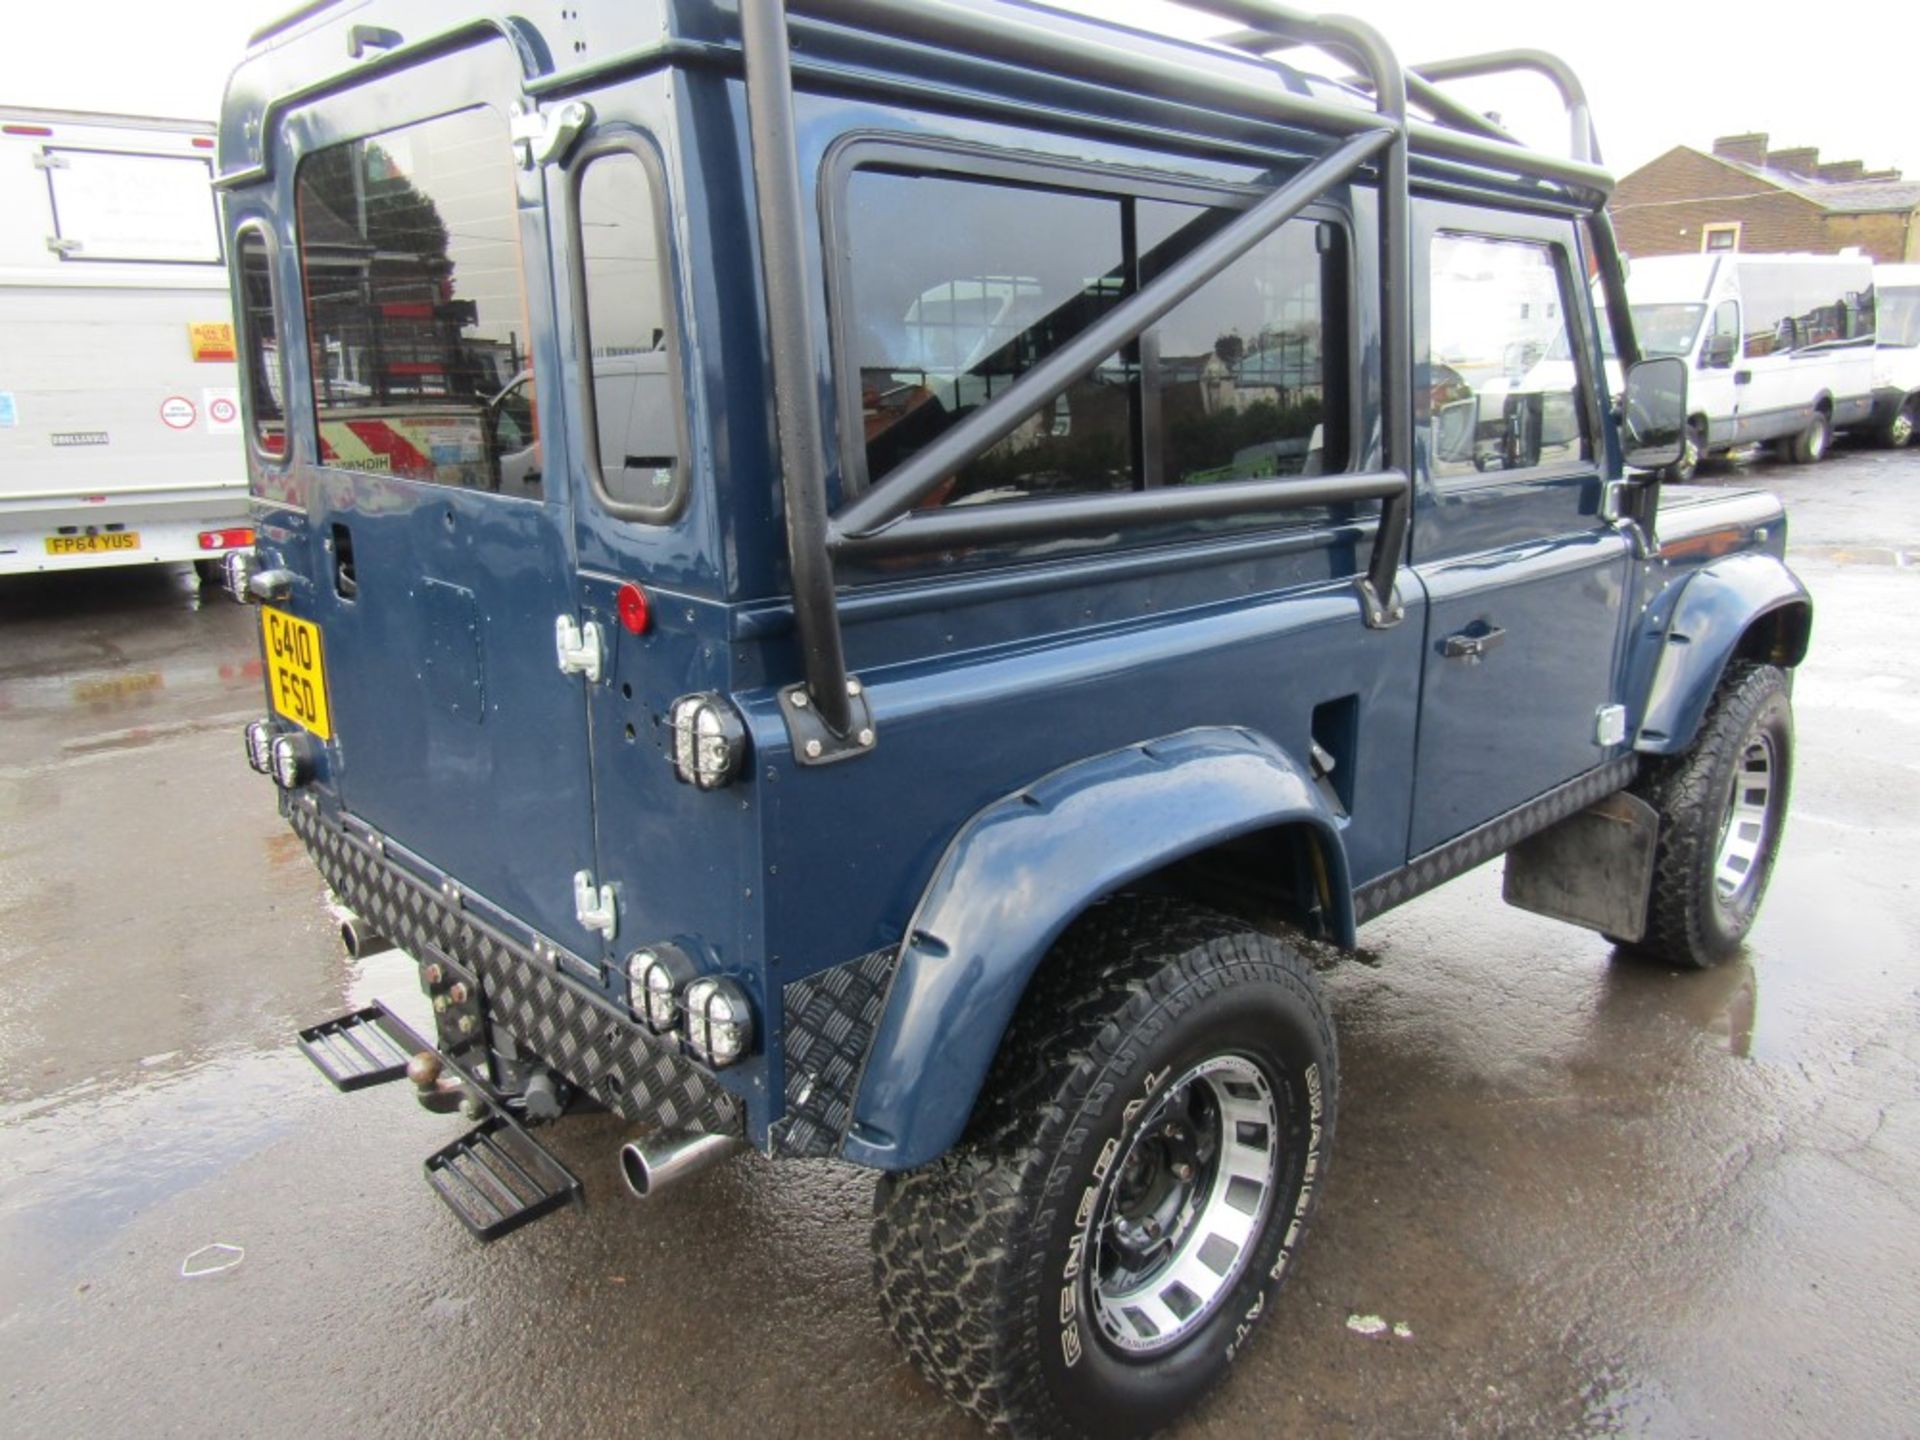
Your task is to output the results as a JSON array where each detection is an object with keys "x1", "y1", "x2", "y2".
[
  {"x1": 219, "y1": 0, "x2": 1610, "y2": 209},
  {"x1": 0, "y1": 105, "x2": 214, "y2": 134},
  {"x1": 1877, "y1": 263, "x2": 1920, "y2": 289}
]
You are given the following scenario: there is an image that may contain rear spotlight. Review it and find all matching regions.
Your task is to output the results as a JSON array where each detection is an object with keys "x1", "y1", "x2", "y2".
[
  {"x1": 626, "y1": 944, "x2": 692, "y2": 1034},
  {"x1": 269, "y1": 732, "x2": 314, "y2": 789},
  {"x1": 683, "y1": 976, "x2": 753, "y2": 1068},
  {"x1": 222, "y1": 549, "x2": 257, "y2": 604},
  {"x1": 244, "y1": 718, "x2": 274, "y2": 775}
]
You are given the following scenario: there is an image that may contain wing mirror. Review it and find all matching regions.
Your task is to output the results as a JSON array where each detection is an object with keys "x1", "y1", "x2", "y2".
[{"x1": 1620, "y1": 356, "x2": 1688, "y2": 471}]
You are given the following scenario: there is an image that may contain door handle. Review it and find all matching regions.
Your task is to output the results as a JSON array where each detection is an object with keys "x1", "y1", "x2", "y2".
[
  {"x1": 1734, "y1": 369, "x2": 1752, "y2": 385},
  {"x1": 1444, "y1": 626, "x2": 1506, "y2": 661}
]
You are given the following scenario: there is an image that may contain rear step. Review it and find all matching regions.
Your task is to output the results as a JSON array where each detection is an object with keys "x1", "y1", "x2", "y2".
[
  {"x1": 297, "y1": 1005, "x2": 420, "y2": 1090},
  {"x1": 425, "y1": 1114, "x2": 583, "y2": 1241},
  {"x1": 296, "y1": 1001, "x2": 584, "y2": 1242}
]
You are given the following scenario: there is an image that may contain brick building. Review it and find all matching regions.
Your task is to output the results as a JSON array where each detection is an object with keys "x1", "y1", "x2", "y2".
[{"x1": 1610, "y1": 134, "x2": 1920, "y2": 262}]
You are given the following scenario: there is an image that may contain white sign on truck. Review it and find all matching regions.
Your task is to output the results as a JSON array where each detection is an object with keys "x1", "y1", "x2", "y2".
[{"x1": 0, "y1": 107, "x2": 252, "y2": 576}]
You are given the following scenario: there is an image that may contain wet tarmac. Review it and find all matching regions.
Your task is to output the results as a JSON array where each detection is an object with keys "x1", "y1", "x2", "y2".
[{"x1": 3, "y1": 446, "x2": 1918, "y2": 1437}]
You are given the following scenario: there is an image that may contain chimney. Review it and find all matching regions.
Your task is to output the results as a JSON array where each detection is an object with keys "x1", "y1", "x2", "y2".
[
  {"x1": 1766, "y1": 146, "x2": 1821, "y2": 177},
  {"x1": 1859, "y1": 167, "x2": 1904, "y2": 183},
  {"x1": 1712, "y1": 133, "x2": 1769, "y2": 166},
  {"x1": 1816, "y1": 160, "x2": 1865, "y2": 184}
]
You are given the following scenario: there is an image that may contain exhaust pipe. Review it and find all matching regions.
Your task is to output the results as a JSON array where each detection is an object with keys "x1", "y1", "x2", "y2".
[
  {"x1": 619, "y1": 1133, "x2": 745, "y2": 1198},
  {"x1": 339, "y1": 911, "x2": 392, "y2": 959}
]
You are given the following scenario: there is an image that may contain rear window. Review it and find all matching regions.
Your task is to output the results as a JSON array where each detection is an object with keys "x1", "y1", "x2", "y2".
[
  {"x1": 295, "y1": 107, "x2": 540, "y2": 496},
  {"x1": 842, "y1": 168, "x2": 1345, "y2": 522},
  {"x1": 45, "y1": 149, "x2": 221, "y2": 264}
]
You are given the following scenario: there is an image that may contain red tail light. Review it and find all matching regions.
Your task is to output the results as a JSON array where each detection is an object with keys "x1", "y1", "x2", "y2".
[
  {"x1": 192, "y1": 136, "x2": 215, "y2": 149},
  {"x1": 198, "y1": 527, "x2": 256, "y2": 551},
  {"x1": 3, "y1": 124, "x2": 54, "y2": 137}
]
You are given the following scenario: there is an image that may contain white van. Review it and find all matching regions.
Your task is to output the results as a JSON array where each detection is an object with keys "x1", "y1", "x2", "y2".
[
  {"x1": 0, "y1": 108, "x2": 251, "y2": 576},
  {"x1": 1868, "y1": 264, "x2": 1920, "y2": 447},
  {"x1": 1608, "y1": 252, "x2": 1876, "y2": 479}
]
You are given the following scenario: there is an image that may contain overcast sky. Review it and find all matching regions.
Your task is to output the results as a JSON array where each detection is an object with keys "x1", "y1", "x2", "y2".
[{"x1": 3, "y1": 0, "x2": 1914, "y2": 182}]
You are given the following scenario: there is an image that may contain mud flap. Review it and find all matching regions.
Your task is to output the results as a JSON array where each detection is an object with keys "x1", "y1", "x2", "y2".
[
  {"x1": 296, "y1": 1001, "x2": 584, "y2": 1242},
  {"x1": 1501, "y1": 790, "x2": 1658, "y2": 941}
]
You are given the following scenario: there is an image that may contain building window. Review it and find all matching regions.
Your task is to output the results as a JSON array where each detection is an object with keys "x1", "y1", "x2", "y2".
[{"x1": 1702, "y1": 223, "x2": 1741, "y2": 254}]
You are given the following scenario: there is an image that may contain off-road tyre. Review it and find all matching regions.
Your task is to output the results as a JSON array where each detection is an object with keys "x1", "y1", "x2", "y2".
[
  {"x1": 1782, "y1": 409, "x2": 1832, "y2": 465},
  {"x1": 1622, "y1": 662, "x2": 1793, "y2": 968},
  {"x1": 872, "y1": 895, "x2": 1336, "y2": 1439}
]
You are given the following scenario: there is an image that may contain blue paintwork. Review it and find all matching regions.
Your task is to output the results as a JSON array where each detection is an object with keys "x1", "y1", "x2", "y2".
[
  {"x1": 220, "y1": 0, "x2": 1813, "y2": 1168},
  {"x1": 1634, "y1": 547, "x2": 1813, "y2": 754},
  {"x1": 844, "y1": 727, "x2": 1352, "y2": 1169}
]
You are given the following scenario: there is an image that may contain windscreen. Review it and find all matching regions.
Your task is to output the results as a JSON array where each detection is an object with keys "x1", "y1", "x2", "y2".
[{"x1": 296, "y1": 107, "x2": 539, "y2": 495}]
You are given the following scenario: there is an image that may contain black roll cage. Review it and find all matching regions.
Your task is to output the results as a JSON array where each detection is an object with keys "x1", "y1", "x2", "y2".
[{"x1": 741, "y1": 0, "x2": 1636, "y2": 750}]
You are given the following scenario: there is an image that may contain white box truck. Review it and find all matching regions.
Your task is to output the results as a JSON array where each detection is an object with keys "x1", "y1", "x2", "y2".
[
  {"x1": 1604, "y1": 251, "x2": 1877, "y2": 480},
  {"x1": 0, "y1": 107, "x2": 252, "y2": 576},
  {"x1": 1868, "y1": 265, "x2": 1920, "y2": 448}
]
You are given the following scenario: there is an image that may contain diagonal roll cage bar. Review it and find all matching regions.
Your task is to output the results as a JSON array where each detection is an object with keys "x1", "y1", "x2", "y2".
[{"x1": 743, "y1": 0, "x2": 1613, "y2": 752}]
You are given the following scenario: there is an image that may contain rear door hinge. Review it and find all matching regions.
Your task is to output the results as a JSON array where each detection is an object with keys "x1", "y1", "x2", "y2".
[
  {"x1": 1595, "y1": 703, "x2": 1628, "y2": 747},
  {"x1": 554, "y1": 614, "x2": 604, "y2": 684},
  {"x1": 573, "y1": 869, "x2": 617, "y2": 940},
  {"x1": 32, "y1": 153, "x2": 68, "y2": 171},
  {"x1": 509, "y1": 100, "x2": 592, "y2": 170},
  {"x1": 46, "y1": 236, "x2": 82, "y2": 256}
]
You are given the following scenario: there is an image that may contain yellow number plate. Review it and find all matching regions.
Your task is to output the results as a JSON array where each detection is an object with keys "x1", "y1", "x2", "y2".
[
  {"x1": 45, "y1": 532, "x2": 141, "y2": 555},
  {"x1": 261, "y1": 606, "x2": 334, "y2": 741}
]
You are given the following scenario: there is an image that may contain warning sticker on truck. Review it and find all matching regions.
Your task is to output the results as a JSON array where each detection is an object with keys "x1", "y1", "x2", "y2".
[{"x1": 189, "y1": 322, "x2": 237, "y2": 363}]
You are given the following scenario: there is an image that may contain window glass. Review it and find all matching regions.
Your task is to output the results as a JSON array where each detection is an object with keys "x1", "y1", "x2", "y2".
[
  {"x1": 849, "y1": 172, "x2": 1133, "y2": 506},
  {"x1": 1881, "y1": 286, "x2": 1920, "y2": 348},
  {"x1": 1141, "y1": 204, "x2": 1340, "y2": 484},
  {"x1": 296, "y1": 107, "x2": 539, "y2": 496},
  {"x1": 844, "y1": 170, "x2": 1342, "y2": 514},
  {"x1": 236, "y1": 230, "x2": 285, "y2": 456},
  {"x1": 47, "y1": 150, "x2": 221, "y2": 264},
  {"x1": 1738, "y1": 261, "x2": 1875, "y2": 358},
  {"x1": 1428, "y1": 234, "x2": 1589, "y2": 481},
  {"x1": 1702, "y1": 225, "x2": 1739, "y2": 253},
  {"x1": 1627, "y1": 303, "x2": 1705, "y2": 361},
  {"x1": 577, "y1": 151, "x2": 679, "y2": 513}
]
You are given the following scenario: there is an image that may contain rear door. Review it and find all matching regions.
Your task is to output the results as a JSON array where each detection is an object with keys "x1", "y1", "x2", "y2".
[
  {"x1": 281, "y1": 55, "x2": 603, "y2": 953},
  {"x1": 1408, "y1": 204, "x2": 1631, "y2": 854}
]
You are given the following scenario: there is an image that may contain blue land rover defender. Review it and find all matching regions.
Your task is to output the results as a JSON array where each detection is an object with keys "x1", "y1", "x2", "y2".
[{"x1": 220, "y1": 1, "x2": 1811, "y2": 1432}]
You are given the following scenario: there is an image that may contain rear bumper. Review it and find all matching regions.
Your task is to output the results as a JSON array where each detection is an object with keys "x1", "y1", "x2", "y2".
[{"x1": 286, "y1": 796, "x2": 744, "y2": 1140}]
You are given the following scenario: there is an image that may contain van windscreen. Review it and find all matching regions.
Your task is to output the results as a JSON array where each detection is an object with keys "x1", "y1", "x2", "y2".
[{"x1": 295, "y1": 107, "x2": 539, "y2": 497}]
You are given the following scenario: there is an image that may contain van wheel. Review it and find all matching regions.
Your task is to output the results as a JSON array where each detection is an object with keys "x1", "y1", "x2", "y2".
[
  {"x1": 1783, "y1": 410, "x2": 1831, "y2": 464},
  {"x1": 1621, "y1": 663, "x2": 1793, "y2": 969},
  {"x1": 1664, "y1": 419, "x2": 1706, "y2": 482},
  {"x1": 871, "y1": 896, "x2": 1335, "y2": 1440},
  {"x1": 1881, "y1": 398, "x2": 1915, "y2": 449}
]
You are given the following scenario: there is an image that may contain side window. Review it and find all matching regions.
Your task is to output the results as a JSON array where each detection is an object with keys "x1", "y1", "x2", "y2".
[
  {"x1": 1427, "y1": 233, "x2": 1589, "y2": 482},
  {"x1": 848, "y1": 172, "x2": 1132, "y2": 507},
  {"x1": 1705, "y1": 300, "x2": 1740, "y2": 369},
  {"x1": 843, "y1": 168, "x2": 1345, "y2": 513},
  {"x1": 295, "y1": 106, "x2": 539, "y2": 495},
  {"x1": 235, "y1": 228, "x2": 286, "y2": 458},
  {"x1": 575, "y1": 149, "x2": 681, "y2": 517}
]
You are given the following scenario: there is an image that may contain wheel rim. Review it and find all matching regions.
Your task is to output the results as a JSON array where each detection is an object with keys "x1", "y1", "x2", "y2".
[
  {"x1": 1088, "y1": 1054, "x2": 1279, "y2": 1356},
  {"x1": 1809, "y1": 418, "x2": 1829, "y2": 459},
  {"x1": 1893, "y1": 408, "x2": 1915, "y2": 447},
  {"x1": 1713, "y1": 731, "x2": 1777, "y2": 904}
]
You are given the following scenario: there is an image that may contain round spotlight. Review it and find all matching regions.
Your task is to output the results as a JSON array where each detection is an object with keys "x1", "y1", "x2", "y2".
[
  {"x1": 244, "y1": 718, "x2": 274, "y2": 775},
  {"x1": 625, "y1": 944, "x2": 692, "y2": 1034},
  {"x1": 269, "y1": 732, "x2": 313, "y2": 789},
  {"x1": 683, "y1": 976, "x2": 753, "y2": 1068}
]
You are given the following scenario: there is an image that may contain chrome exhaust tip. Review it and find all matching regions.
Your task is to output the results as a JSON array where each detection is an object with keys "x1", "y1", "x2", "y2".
[
  {"x1": 339, "y1": 912, "x2": 392, "y2": 959},
  {"x1": 619, "y1": 1133, "x2": 745, "y2": 1198}
]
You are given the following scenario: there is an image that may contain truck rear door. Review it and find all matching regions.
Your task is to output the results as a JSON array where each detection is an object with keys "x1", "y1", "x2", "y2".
[{"x1": 271, "y1": 54, "x2": 604, "y2": 955}]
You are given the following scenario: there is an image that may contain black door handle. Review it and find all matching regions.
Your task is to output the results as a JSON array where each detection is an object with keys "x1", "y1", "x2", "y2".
[
  {"x1": 1734, "y1": 369, "x2": 1752, "y2": 385},
  {"x1": 1444, "y1": 625, "x2": 1506, "y2": 660}
]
